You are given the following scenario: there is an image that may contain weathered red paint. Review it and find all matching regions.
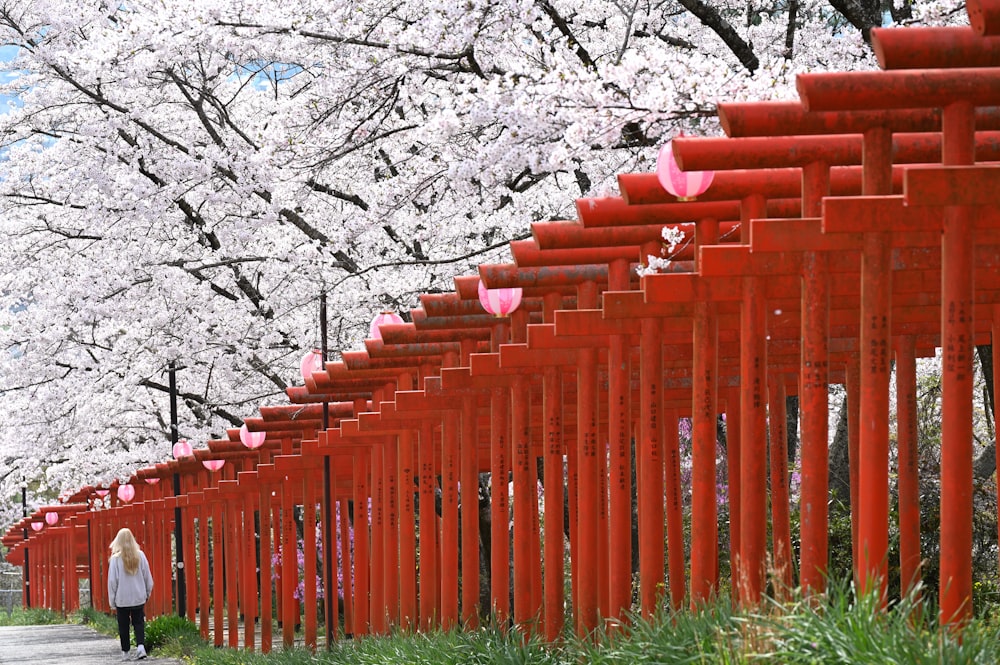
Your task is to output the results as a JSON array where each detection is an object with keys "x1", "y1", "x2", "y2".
[
  {"x1": 939, "y1": 101, "x2": 977, "y2": 626},
  {"x1": 967, "y1": 0, "x2": 1000, "y2": 36},
  {"x1": 895, "y1": 336, "x2": 921, "y2": 596},
  {"x1": 798, "y1": 68, "x2": 1000, "y2": 112},
  {"x1": 873, "y1": 26, "x2": 1000, "y2": 69}
]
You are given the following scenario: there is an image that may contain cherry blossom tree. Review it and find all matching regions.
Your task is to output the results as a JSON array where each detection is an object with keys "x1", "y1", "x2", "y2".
[{"x1": 0, "y1": 0, "x2": 964, "y2": 524}]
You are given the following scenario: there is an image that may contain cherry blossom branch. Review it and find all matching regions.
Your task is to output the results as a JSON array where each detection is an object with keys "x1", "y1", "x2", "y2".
[
  {"x1": 676, "y1": 0, "x2": 759, "y2": 73},
  {"x1": 535, "y1": 0, "x2": 597, "y2": 71},
  {"x1": 305, "y1": 179, "x2": 369, "y2": 211},
  {"x1": 139, "y1": 378, "x2": 243, "y2": 426},
  {"x1": 329, "y1": 231, "x2": 531, "y2": 291},
  {"x1": 0, "y1": 374, "x2": 65, "y2": 395},
  {"x1": 215, "y1": 20, "x2": 477, "y2": 64},
  {"x1": 45, "y1": 63, "x2": 355, "y2": 272}
]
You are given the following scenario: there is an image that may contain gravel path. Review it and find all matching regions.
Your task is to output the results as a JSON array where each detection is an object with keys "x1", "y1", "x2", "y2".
[{"x1": 0, "y1": 624, "x2": 183, "y2": 665}]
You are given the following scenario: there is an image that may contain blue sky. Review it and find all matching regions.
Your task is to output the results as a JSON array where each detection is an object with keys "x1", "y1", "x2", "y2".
[{"x1": 0, "y1": 45, "x2": 19, "y2": 114}]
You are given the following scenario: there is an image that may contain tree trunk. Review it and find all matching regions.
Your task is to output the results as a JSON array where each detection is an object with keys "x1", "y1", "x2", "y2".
[
  {"x1": 828, "y1": 396, "x2": 851, "y2": 505},
  {"x1": 786, "y1": 395, "x2": 800, "y2": 465},
  {"x1": 827, "y1": 0, "x2": 881, "y2": 42},
  {"x1": 631, "y1": 436, "x2": 640, "y2": 578},
  {"x1": 784, "y1": 0, "x2": 800, "y2": 59},
  {"x1": 677, "y1": 0, "x2": 759, "y2": 72},
  {"x1": 974, "y1": 344, "x2": 997, "y2": 480},
  {"x1": 477, "y1": 474, "x2": 492, "y2": 616}
]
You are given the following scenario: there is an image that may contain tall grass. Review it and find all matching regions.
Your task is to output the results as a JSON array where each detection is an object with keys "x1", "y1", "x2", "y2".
[
  {"x1": 11, "y1": 582, "x2": 1000, "y2": 664},
  {"x1": 0, "y1": 606, "x2": 63, "y2": 626},
  {"x1": 190, "y1": 626, "x2": 566, "y2": 665},
  {"x1": 754, "y1": 581, "x2": 1000, "y2": 665},
  {"x1": 74, "y1": 605, "x2": 120, "y2": 635},
  {"x1": 180, "y1": 581, "x2": 1000, "y2": 664}
]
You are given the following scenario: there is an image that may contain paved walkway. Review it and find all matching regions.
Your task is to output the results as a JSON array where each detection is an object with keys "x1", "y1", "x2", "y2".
[{"x1": 0, "y1": 624, "x2": 183, "y2": 665}]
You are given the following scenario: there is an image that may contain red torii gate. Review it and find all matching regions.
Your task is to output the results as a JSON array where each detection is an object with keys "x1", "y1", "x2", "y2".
[
  {"x1": 9, "y1": 1, "x2": 1000, "y2": 645},
  {"x1": 792, "y1": 38, "x2": 1000, "y2": 624}
]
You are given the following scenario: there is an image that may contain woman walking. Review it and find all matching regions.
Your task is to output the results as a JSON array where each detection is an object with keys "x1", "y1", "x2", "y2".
[{"x1": 108, "y1": 527, "x2": 154, "y2": 661}]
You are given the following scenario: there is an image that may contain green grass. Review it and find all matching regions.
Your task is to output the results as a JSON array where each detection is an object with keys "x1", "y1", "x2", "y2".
[
  {"x1": 748, "y1": 582, "x2": 1000, "y2": 665},
  {"x1": 144, "y1": 614, "x2": 204, "y2": 658},
  {"x1": 73, "y1": 607, "x2": 206, "y2": 658},
  {"x1": 176, "y1": 584, "x2": 1000, "y2": 665},
  {"x1": 0, "y1": 606, "x2": 64, "y2": 626},
  {"x1": 185, "y1": 626, "x2": 566, "y2": 665},
  {"x1": 11, "y1": 584, "x2": 1000, "y2": 664},
  {"x1": 74, "y1": 606, "x2": 120, "y2": 635}
]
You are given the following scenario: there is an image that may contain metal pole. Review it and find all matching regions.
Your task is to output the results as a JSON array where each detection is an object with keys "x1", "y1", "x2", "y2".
[
  {"x1": 87, "y1": 521, "x2": 94, "y2": 608},
  {"x1": 320, "y1": 292, "x2": 335, "y2": 647},
  {"x1": 22, "y1": 486, "x2": 30, "y2": 608},
  {"x1": 169, "y1": 362, "x2": 186, "y2": 618}
]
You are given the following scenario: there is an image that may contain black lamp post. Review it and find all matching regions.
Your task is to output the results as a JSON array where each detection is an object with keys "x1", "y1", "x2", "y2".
[
  {"x1": 21, "y1": 485, "x2": 30, "y2": 608},
  {"x1": 169, "y1": 362, "x2": 186, "y2": 618},
  {"x1": 320, "y1": 292, "x2": 335, "y2": 647}
]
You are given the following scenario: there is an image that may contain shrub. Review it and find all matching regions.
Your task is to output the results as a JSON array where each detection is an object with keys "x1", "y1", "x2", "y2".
[{"x1": 145, "y1": 614, "x2": 202, "y2": 653}]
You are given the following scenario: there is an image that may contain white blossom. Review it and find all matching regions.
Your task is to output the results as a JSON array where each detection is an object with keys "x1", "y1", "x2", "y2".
[{"x1": 0, "y1": 0, "x2": 966, "y2": 524}]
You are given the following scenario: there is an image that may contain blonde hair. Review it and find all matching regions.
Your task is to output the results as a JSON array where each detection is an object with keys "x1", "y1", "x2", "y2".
[{"x1": 110, "y1": 527, "x2": 141, "y2": 575}]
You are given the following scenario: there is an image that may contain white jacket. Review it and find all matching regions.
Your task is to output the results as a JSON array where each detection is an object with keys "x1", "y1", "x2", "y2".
[{"x1": 108, "y1": 551, "x2": 154, "y2": 609}]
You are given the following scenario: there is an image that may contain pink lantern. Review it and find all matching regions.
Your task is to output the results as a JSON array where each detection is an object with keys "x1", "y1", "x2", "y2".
[
  {"x1": 172, "y1": 439, "x2": 193, "y2": 459},
  {"x1": 478, "y1": 280, "x2": 522, "y2": 317},
  {"x1": 656, "y1": 138, "x2": 714, "y2": 201},
  {"x1": 203, "y1": 459, "x2": 226, "y2": 472},
  {"x1": 299, "y1": 349, "x2": 323, "y2": 383},
  {"x1": 30, "y1": 522, "x2": 43, "y2": 532},
  {"x1": 44, "y1": 512, "x2": 59, "y2": 526},
  {"x1": 95, "y1": 489, "x2": 110, "y2": 498},
  {"x1": 240, "y1": 423, "x2": 266, "y2": 450},
  {"x1": 117, "y1": 484, "x2": 136, "y2": 503},
  {"x1": 369, "y1": 311, "x2": 404, "y2": 340},
  {"x1": 144, "y1": 477, "x2": 161, "y2": 485}
]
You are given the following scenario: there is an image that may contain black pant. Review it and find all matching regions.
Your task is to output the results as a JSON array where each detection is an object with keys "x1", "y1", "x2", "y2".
[{"x1": 115, "y1": 604, "x2": 145, "y2": 652}]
